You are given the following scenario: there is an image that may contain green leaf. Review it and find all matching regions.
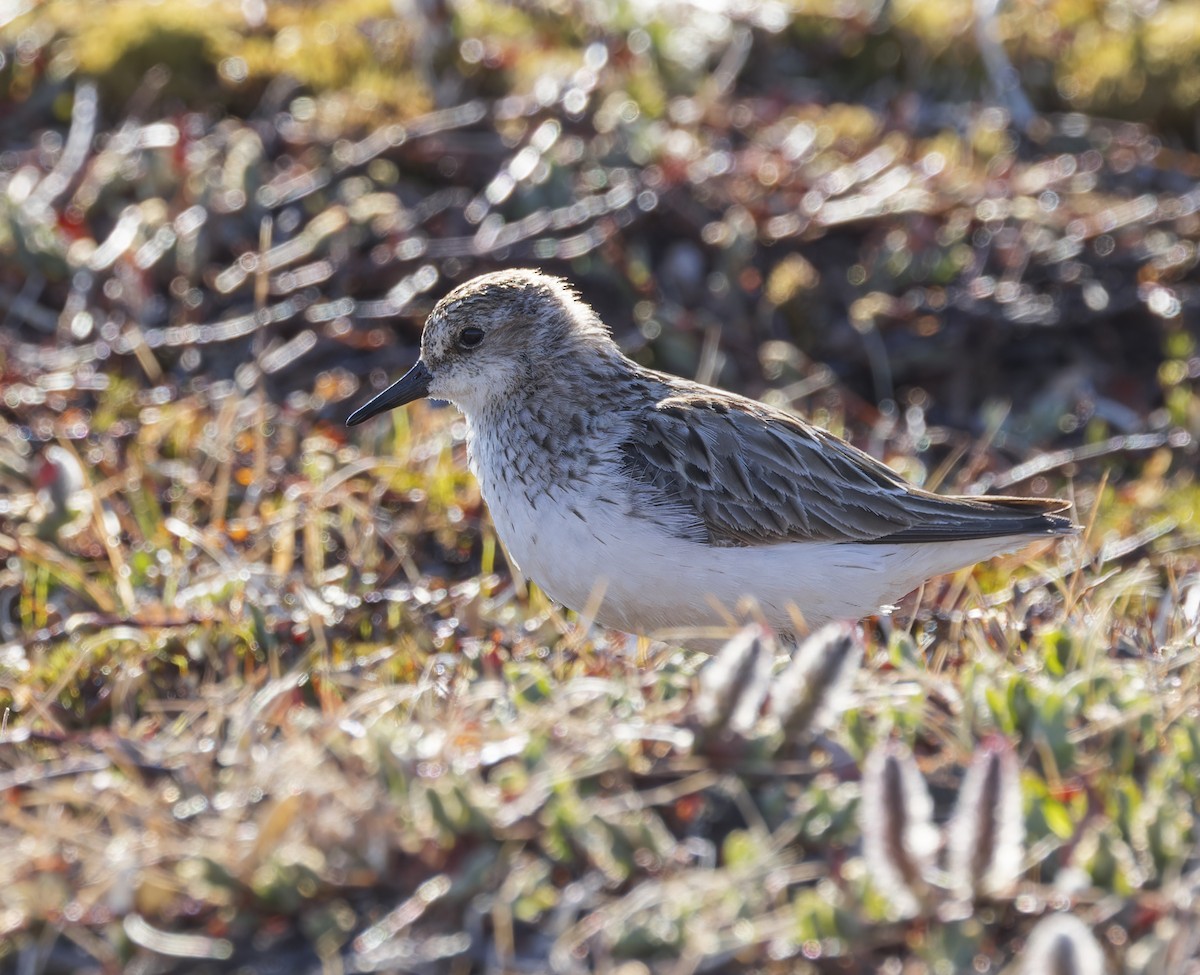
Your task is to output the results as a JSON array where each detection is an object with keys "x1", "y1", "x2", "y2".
[{"x1": 1043, "y1": 798, "x2": 1075, "y2": 839}]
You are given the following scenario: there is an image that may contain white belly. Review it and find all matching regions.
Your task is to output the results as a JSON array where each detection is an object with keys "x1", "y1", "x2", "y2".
[{"x1": 483, "y1": 471, "x2": 1034, "y2": 639}]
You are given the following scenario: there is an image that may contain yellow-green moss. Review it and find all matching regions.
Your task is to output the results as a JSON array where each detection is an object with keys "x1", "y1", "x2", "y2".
[{"x1": 7, "y1": 0, "x2": 429, "y2": 124}]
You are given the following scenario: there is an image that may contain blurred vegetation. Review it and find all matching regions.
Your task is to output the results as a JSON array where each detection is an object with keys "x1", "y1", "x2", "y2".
[
  {"x1": 1, "y1": 0, "x2": 1200, "y2": 971},
  {"x1": 6, "y1": 0, "x2": 429, "y2": 126}
]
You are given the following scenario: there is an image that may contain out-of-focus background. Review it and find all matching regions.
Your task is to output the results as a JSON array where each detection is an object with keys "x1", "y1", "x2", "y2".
[{"x1": 1, "y1": 1, "x2": 1199, "y2": 972}]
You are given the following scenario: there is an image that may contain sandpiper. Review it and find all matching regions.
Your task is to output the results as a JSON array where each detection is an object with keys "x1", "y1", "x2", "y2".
[{"x1": 349, "y1": 269, "x2": 1076, "y2": 638}]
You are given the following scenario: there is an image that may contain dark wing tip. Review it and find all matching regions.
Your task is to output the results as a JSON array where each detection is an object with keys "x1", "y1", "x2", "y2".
[
  {"x1": 975, "y1": 495, "x2": 1080, "y2": 535},
  {"x1": 874, "y1": 494, "x2": 1080, "y2": 545}
]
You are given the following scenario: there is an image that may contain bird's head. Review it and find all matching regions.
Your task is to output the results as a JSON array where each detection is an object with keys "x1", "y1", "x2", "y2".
[{"x1": 348, "y1": 268, "x2": 613, "y2": 424}]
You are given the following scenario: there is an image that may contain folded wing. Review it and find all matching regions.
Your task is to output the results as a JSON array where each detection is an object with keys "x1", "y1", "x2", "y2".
[{"x1": 620, "y1": 393, "x2": 1076, "y2": 548}]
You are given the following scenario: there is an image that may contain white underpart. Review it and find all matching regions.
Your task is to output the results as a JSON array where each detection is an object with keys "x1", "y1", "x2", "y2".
[{"x1": 472, "y1": 430, "x2": 1039, "y2": 639}]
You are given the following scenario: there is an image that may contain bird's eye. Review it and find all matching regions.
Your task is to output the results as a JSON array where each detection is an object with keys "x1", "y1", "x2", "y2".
[{"x1": 457, "y1": 326, "x2": 485, "y2": 350}]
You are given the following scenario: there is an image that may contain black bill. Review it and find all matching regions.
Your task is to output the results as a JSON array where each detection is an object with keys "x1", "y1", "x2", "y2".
[{"x1": 346, "y1": 360, "x2": 433, "y2": 425}]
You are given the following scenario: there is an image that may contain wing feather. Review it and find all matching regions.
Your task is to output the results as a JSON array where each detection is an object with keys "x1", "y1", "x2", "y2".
[{"x1": 620, "y1": 392, "x2": 1075, "y2": 547}]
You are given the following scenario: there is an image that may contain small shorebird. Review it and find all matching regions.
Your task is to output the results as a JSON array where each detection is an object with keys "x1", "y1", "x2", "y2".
[{"x1": 349, "y1": 270, "x2": 1076, "y2": 638}]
